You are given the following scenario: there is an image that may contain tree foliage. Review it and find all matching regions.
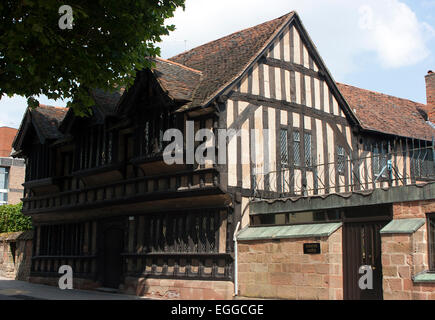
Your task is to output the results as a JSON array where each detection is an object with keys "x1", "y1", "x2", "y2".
[
  {"x1": 0, "y1": 203, "x2": 32, "y2": 233},
  {"x1": 0, "y1": 0, "x2": 185, "y2": 115}
]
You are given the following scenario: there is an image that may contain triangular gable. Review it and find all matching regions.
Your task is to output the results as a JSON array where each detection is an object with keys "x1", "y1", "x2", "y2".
[
  {"x1": 13, "y1": 109, "x2": 49, "y2": 151},
  {"x1": 219, "y1": 12, "x2": 360, "y2": 126},
  {"x1": 115, "y1": 68, "x2": 180, "y2": 116}
]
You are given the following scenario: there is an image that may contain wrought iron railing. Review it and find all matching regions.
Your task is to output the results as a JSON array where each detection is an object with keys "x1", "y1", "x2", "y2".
[{"x1": 251, "y1": 145, "x2": 435, "y2": 199}]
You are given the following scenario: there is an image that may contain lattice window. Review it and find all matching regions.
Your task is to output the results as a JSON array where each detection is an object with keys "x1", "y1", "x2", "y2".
[
  {"x1": 280, "y1": 129, "x2": 288, "y2": 167},
  {"x1": 412, "y1": 148, "x2": 434, "y2": 178},
  {"x1": 304, "y1": 132, "x2": 312, "y2": 167},
  {"x1": 373, "y1": 145, "x2": 387, "y2": 178},
  {"x1": 293, "y1": 131, "x2": 300, "y2": 166},
  {"x1": 337, "y1": 146, "x2": 345, "y2": 175}
]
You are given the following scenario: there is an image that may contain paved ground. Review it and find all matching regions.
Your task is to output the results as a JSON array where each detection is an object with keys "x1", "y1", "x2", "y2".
[{"x1": 0, "y1": 276, "x2": 145, "y2": 300}]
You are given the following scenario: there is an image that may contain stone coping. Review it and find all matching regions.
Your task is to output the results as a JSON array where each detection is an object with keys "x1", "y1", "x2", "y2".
[
  {"x1": 413, "y1": 271, "x2": 435, "y2": 283},
  {"x1": 236, "y1": 222, "x2": 342, "y2": 241},
  {"x1": 380, "y1": 218, "x2": 425, "y2": 234},
  {"x1": 0, "y1": 230, "x2": 33, "y2": 242}
]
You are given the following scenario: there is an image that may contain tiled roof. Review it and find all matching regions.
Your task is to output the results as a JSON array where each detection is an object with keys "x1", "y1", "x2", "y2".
[
  {"x1": 337, "y1": 83, "x2": 434, "y2": 141},
  {"x1": 31, "y1": 104, "x2": 68, "y2": 140},
  {"x1": 152, "y1": 58, "x2": 202, "y2": 102},
  {"x1": 91, "y1": 87, "x2": 125, "y2": 116},
  {"x1": 169, "y1": 12, "x2": 295, "y2": 108}
]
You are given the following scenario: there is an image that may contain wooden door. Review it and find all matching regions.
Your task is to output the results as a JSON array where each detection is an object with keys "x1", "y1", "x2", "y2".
[
  {"x1": 103, "y1": 227, "x2": 124, "y2": 289},
  {"x1": 343, "y1": 221, "x2": 388, "y2": 300}
]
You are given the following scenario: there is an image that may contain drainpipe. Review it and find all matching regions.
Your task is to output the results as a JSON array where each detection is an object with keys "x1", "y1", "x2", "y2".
[{"x1": 233, "y1": 221, "x2": 241, "y2": 297}]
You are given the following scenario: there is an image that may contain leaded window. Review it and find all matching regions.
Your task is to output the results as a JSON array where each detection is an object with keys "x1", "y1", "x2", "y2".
[
  {"x1": 280, "y1": 129, "x2": 288, "y2": 167},
  {"x1": 337, "y1": 146, "x2": 345, "y2": 175},
  {"x1": 412, "y1": 147, "x2": 434, "y2": 178},
  {"x1": 293, "y1": 131, "x2": 300, "y2": 166},
  {"x1": 304, "y1": 132, "x2": 312, "y2": 167},
  {"x1": 373, "y1": 145, "x2": 387, "y2": 178}
]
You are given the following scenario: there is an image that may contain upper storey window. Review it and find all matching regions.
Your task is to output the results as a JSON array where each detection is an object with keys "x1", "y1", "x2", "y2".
[
  {"x1": 76, "y1": 125, "x2": 116, "y2": 171},
  {"x1": 135, "y1": 109, "x2": 179, "y2": 157},
  {"x1": 26, "y1": 143, "x2": 52, "y2": 181},
  {"x1": 337, "y1": 146, "x2": 345, "y2": 175},
  {"x1": 373, "y1": 144, "x2": 387, "y2": 178}
]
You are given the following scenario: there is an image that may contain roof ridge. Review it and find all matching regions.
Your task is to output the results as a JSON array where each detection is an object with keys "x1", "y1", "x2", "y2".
[
  {"x1": 37, "y1": 104, "x2": 69, "y2": 110},
  {"x1": 337, "y1": 82, "x2": 426, "y2": 107},
  {"x1": 169, "y1": 12, "x2": 295, "y2": 62},
  {"x1": 154, "y1": 57, "x2": 202, "y2": 74},
  {"x1": 200, "y1": 12, "x2": 295, "y2": 106}
]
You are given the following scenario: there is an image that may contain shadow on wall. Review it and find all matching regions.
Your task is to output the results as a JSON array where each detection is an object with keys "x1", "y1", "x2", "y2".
[{"x1": 0, "y1": 230, "x2": 33, "y2": 281}]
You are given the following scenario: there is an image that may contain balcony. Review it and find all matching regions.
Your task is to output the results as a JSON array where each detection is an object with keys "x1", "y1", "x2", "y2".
[
  {"x1": 251, "y1": 145, "x2": 435, "y2": 199},
  {"x1": 22, "y1": 167, "x2": 221, "y2": 215}
]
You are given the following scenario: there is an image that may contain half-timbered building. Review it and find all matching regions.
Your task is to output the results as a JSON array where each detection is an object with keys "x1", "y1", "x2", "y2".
[{"x1": 13, "y1": 12, "x2": 435, "y2": 299}]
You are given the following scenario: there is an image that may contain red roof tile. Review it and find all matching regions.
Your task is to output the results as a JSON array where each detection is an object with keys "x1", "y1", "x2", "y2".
[
  {"x1": 152, "y1": 58, "x2": 202, "y2": 102},
  {"x1": 337, "y1": 83, "x2": 434, "y2": 141},
  {"x1": 31, "y1": 104, "x2": 68, "y2": 140},
  {"x1": 169, "y1": 12, "x2": 295, "y2": 107}
]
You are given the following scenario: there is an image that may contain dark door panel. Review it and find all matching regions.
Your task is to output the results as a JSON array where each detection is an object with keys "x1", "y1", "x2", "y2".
[
  {"x1": 103, "y1": 227, "x2": 124, "y2": 289},
  {"x1": 343, "y1": 220, "x2": 388, "y2": 300}
]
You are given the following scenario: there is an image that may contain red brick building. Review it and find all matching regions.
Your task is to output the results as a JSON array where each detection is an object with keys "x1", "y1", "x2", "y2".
[{"x1": 0, "y1": 127, "x2": 25, "y2": 205}]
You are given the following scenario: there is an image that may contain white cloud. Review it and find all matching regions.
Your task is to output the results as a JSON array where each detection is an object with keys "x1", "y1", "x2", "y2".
[
  {"x1": 159, "y1": 0, "x2": 434, "y2": 75},
  {"x1": 357, "y1": 0, "x2": 431, "y2": 68}
]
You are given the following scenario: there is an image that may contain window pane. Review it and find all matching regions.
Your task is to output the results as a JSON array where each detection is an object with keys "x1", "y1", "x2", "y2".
[
  {"x1": 280, "y1": 129, "x2": 288, "y2": 166},
  {"x1": 337, "y1": 146, "x2": 345, "y2": 175},
  {"x1": 0, "y1": 192, "x2": 7, "y2": 203},
  {"x1": 373, "y1": 146, "x2": 380, "y2": 175},
  {"x1": 304, "y1": 133, "x2": 312, "y2": 167},
  {"x1": 0, "y1": 167, "x2": 9, "y2": 189},
  {"x1": 293, "y1": 131, "x2": 300, "y2": 166}
]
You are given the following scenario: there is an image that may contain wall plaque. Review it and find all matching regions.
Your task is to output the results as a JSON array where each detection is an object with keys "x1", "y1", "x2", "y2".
[{"x1": 303, "y1": 243, "x2": 321, "y2": 254}]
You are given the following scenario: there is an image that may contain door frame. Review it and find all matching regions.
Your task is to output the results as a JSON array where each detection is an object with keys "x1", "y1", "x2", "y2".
[
  {"x1": 96, "y1": 217, "x2": 127, "y2": 288},
  {"x1": 342, "y1": 217, "x2": 390, "y2": 300}
]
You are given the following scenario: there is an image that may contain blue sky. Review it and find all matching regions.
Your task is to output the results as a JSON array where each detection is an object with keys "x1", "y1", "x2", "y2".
[{"x1": 1, "y1": 0, "x2": 434, "y2": 129}]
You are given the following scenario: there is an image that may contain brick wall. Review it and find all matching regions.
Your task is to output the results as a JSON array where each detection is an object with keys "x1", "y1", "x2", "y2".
[
  {"x1": 7, "y1": 164, "x2": 25, "y2": 204},
  {"x1": 425, "y1": 71, "x2": 435, "y2": 122},
  {"x1": 237, "y1": 228, "x2": 343, "y2": 300}
]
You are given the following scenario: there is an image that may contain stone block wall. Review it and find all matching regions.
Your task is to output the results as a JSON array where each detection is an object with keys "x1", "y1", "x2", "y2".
[
  {"x1": 0, "y1": 232, "x2": 33, "y2": 280},
  {"x1": 237, "y1": 228, "x2": 343, "y2": 300},
  {"x1": 123, "y1": 277, "x2": 234, "y2": 299},
  {"x1": 392, "y1": 200, "x2": 435, "y2": 219},
  {"x1": 381, "y1": 200, "x2": 435, "y2": 300}
]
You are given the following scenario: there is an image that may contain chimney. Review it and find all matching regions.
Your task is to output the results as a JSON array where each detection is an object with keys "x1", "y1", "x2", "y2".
[{"x1": 425, "y1": 70, "x2": 435, "y2": 123}]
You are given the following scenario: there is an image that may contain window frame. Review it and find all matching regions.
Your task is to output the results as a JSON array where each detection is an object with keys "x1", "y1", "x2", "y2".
[
  {"x1": 304, "y1": 131, "x2": 313, "y2": 168},
  {"x1": 280, "y1": 128, "x2": 289, "y2": 168},
  {"x1": 428, "y1": 213, "x2": 435, "y2": 272},
  {"x1": 337, "y1": 146, "x2": 345, "y2": 176},
  {"x1": 293, "y1": 130, "x2": 301, "y2": 167},
  {"x1": 0, "y1": 167, "x2": 9, "y2": 205}
]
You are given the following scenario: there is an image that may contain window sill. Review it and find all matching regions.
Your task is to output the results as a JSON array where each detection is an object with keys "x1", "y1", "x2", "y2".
[{"x1": 413, "y1": 271, "x2": 435, "y2": 283}]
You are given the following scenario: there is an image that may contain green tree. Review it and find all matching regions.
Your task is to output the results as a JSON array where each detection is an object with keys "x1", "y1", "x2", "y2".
[
  {"x1": 0, "y1": 203, "x2": 32, "y2": 233},
  {"x1": 0, "y1": 0, "x2": 185, "y2": 115}
]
